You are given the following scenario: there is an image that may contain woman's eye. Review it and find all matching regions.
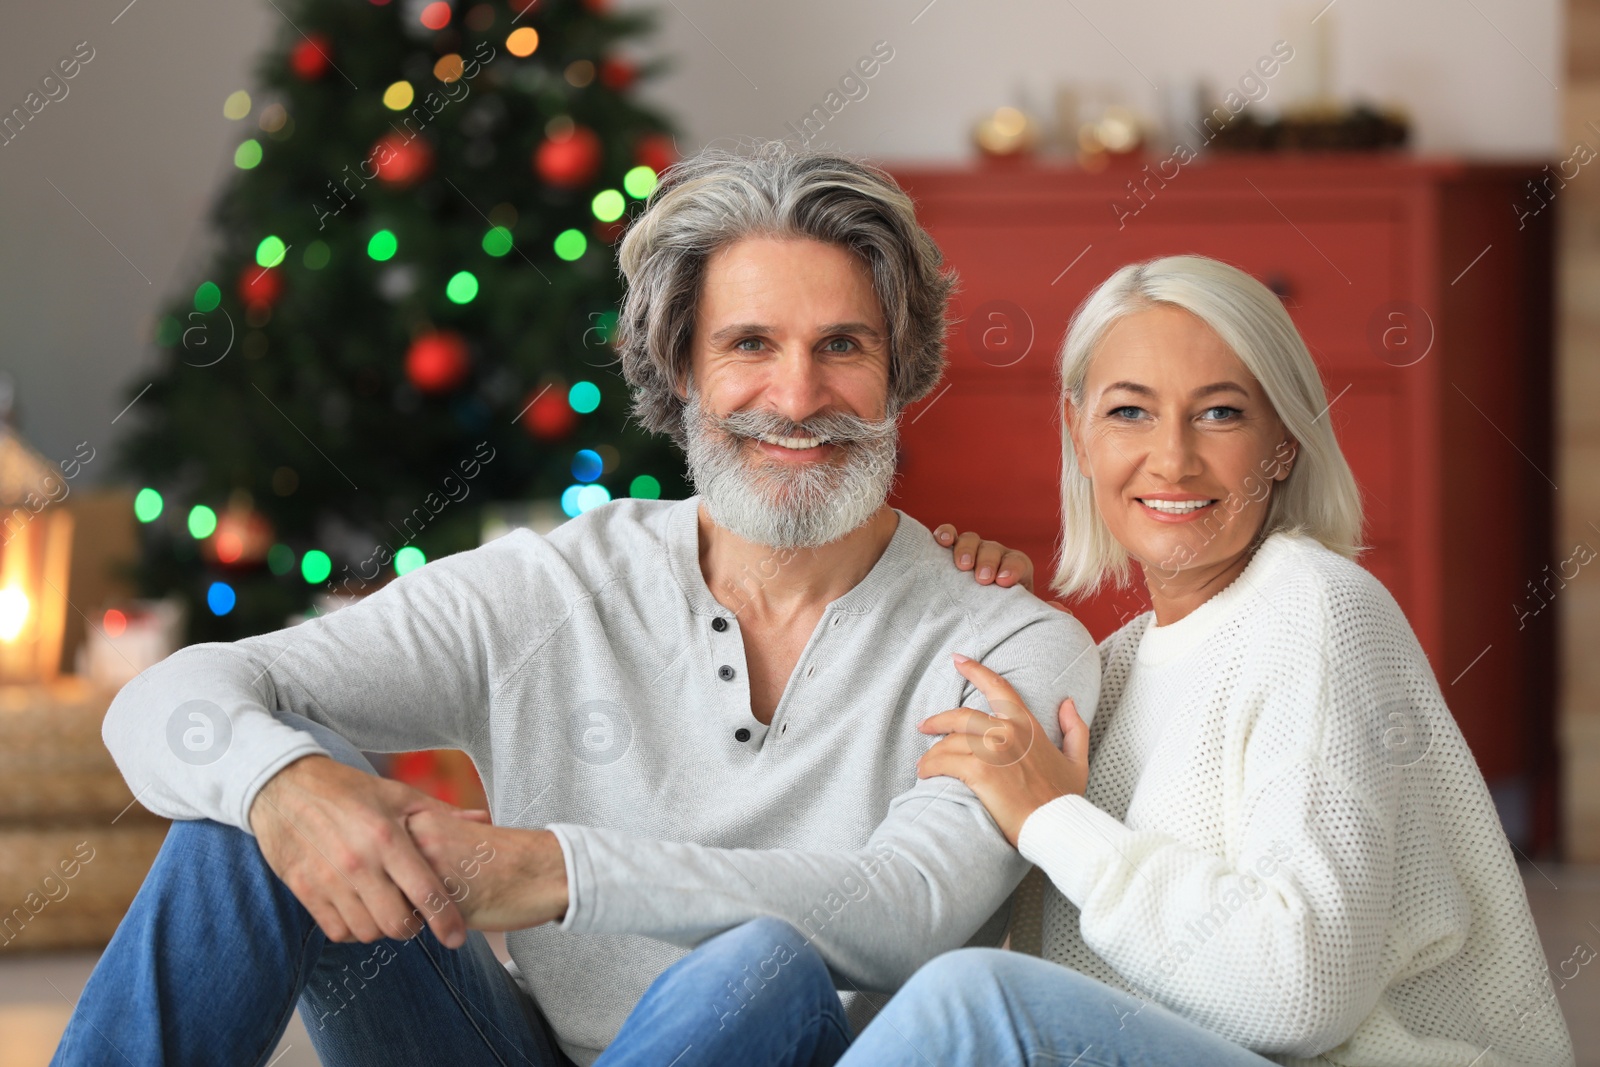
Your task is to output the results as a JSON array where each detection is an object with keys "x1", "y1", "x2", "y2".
[
  {"x1": 1106, "y1": 405, "x2": 1145, "y2": 420},
  {"x1": 1200, "y1": 406, "x2": 1242, "y2": 421}
]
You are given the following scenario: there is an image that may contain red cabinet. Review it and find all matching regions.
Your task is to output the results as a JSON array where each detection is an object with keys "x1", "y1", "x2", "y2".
[{"x1": 886, "y1": 156, "x2": 1557, "y2": 848}]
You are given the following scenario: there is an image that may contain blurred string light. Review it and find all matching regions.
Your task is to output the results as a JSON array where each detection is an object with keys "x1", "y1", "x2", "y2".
[
  {"x1": 300, "y1": 549, "x2": 332, "y2": 584},
  {"x1": 629, "y1": 474, "x2": 661, "y2": 499},
  {"x1": 419, "y1": 1, "x2": 451, "y2": 29},
  {"x1": 194, "y1": 281, "x2": 221, "y2": 312},
  {"x1": 591, "y1": 189, "x2": 625, "y2": 222},
  {"x1": 553, "y1": 229, "x2": 586, "y2": 261},
  {"x1": 560, "y1": 483, "x2": 611, "y2": 517},
  {"x1": 482, "y1": 226, "x2": 514, "y2": 257},
  {"x1": 255, "y1": 236, "x2": 287, "y2": 268},
  {"x1": 568, "y1": 380, "x2": 600, "y2": 413},
  {"x1": 394, "y1": 546, "x2": 426, "y2": 575},
  {"x1": 367, "y1": 229, "x2": 398, "y2": 261},
  {"x1": 446, "y1": 271, "x2": 479, "y2": 304},
  {"x1": 267, "y1": 543, "x2": 295, "y2": 576},
  {"x1": 103, "y1": 609, "x2": 127, "y2": 637},
  {"x1": 623, "y1": 165, "x2": 657, "y2": 199},
  {"x1": 304, "y1": 241, "x2": 331, "y2": 270},
  {"x1": 571, "y1": 449, "x2": 603, "y2": 483},
  {"x1": 207, "y1": 581, "x2": 237, "y2": 616},
  {"x1": 133, "y1": 488, "x2": 163, "y2": 522},
  {"x1": 507, "y1": 27, "x2": 539, "y2": 57},
  {"x1": 223, "y1": 90, "x2": 251, "y2": 120},
  {"x1": 187, "y1": 505, "x2": 217, "y2": 539},
  {"x1": 383, "y1": 81, "x2": 415, "y2": 110},
  {"x1": 434, "y1": 54, "x2": 465, "y2": 83},
  {"x1": 234, "y1": 140, "x2": 263, "y2": 169}
]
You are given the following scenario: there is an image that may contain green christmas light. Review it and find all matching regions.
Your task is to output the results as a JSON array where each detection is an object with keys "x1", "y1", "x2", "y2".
[
  {"x1": 591, "y1": 189, "x2": 625, "y2": 222},
  {"x1": 568, "y1": 380, "x2": 600, "y2": 414},
  {"x1": 367, "y1": 230, "x2": 398, "y2": 262},
  {"x1": 187, "y1": 504, "x2": 217, "y2": 539},
  {"x1": 193, "y1": 282, "x2": 221, "y2": 313},
  {"x1": 446, "y1": 271, "x2": 479, "y2": 304},
  {"x1": 234, "y1": 139, "x2": 263, "y2": 169},
  {"x1": 255, "y1": 236, "x2": 287, "y2": 268},
  {"x1": 482, "y1": 226, "x2": 514, "y2": 257},
  {"x1": 394, "y1": 546, "x2": 426, "y2": 575},
  {"x1": 553, "y1": 229, "x2": 587, "y2": 261},
  {"x1": 267, "y1": 543, "x2": 295, "y2": 576},
  {"x1": 629, "y1": 474, "x2": 662, "y2": 500},
  {"x1": 301, "y1": 549, "x2": 332, "y2": 584},
  {"x1": 134, "y1": 488, "x2": 164, "y2": 522},
  {"x1": 303, "y1": 241, "x2": 331, "y2": 270},
  {"x1": 623, "y1": 165, "x2": 657, "y2": 199}
]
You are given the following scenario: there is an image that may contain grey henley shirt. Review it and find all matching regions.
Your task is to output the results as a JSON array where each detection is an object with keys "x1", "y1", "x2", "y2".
[{"x1": 102, "y1": 494, "x2": 1101, "y2": 1063}]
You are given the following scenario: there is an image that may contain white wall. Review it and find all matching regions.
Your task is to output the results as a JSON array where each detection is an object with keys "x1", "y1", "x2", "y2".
[{"x1": 0, "y1": 0, "x2": 1561, "y2": 474}]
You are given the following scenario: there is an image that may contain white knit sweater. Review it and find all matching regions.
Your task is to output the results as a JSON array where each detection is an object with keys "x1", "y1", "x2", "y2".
[{"x1": 1016, "y1": 531, "x2": 1573, "y2": 1066}]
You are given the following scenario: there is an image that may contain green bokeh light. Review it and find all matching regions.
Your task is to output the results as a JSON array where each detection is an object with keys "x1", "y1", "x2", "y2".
[
  {"x1": 446, "y1": 271, "x2": 479, "y2": 304},
  {"x1": 301, "y1": 549, "x2": 332, "y2": 584},
  {"x1": 303, "y1": 241, "x2": 331, "y2": 270},
  {"x1": 134, "y1": 488, "x2": 164, "y2": 522},
  {"x1": 568, "y1": 380, "x2": 600, "y2": 414},
  {"x1": 367, "y1": 229, "x2": 398, "y2": 262},
  {"x1": 590, "y1": 189, "x2": 625, "y2": 222},
  {"x1": 234, "y1": 139, "x2": 263, "y2": 169},
  {"x1": 623, "y1": 165, "x2": 657, "y2": 199},
  {"x1": 267, "y1": 543, "x2": 295, "y2": 576},
  {"x1": 394, "y1": 546, "x2": 427, "y2": 575},
  {"x1": 629, "y1": 474, "x2": 661, "y2": 500},
  {"x1": 553, "y1": 229, "x2": 586, "y2": 261},
  {"x1": 193, "y1": 282, "x2": 221, "y2": 313},
  {"x1": 187, "y1": 504, "x2": 217, "y2": 539},
  {"x1": 255, "y1": 236, "x2": 287, "y2": 268},
  {"x1": 482, "y1": 226, "x2": 514, "y2": 257}
]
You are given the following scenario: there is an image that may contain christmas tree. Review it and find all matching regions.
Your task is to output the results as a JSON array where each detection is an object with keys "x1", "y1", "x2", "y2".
[{"x1": 114, "y1": 0, "x2": 689, "y2": 644}]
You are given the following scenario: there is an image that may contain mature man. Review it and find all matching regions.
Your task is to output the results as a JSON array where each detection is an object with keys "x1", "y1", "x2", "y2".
[{"x1": 56, "y1": 143, "x2": 1099, "y2": 1066}]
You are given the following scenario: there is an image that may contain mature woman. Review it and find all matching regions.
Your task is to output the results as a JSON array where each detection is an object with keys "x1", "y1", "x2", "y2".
[{"x1": 598, "y1": 255, "x2": 1573, "y2": 1067}]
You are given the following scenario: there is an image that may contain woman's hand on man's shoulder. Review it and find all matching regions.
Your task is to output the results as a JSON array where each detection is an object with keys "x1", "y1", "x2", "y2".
[{"x1": 933, "y1": 523, "x2": 1035, "y2": 594}]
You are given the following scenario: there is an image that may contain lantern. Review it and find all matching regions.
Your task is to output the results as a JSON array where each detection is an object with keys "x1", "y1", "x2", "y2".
[{"x1": 0, "y1": 427, "x2": 73, "y2": 683}]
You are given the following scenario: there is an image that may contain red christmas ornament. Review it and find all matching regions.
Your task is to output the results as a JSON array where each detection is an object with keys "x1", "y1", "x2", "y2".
[
  {"x1": 371, "y1": 132, "x2": 434, "y2": 186},
  {"x1": 599, "y1": 57, "x2": 636, "y2": 90},
  {"x1": 634, "y1": 132, "x2": 676, "y2": 175},
  {"x1": 521, "y1": 385, "x2": 579, "y2": 440},
  {"x1": 238, "y1": 264, "x2": 283, "y2": 309},
  {"x1": 535, "y1": 126, "x2": 602, "y2": 188},
  {"x1": 405, "y1": 331, "x2": 471, "y2": 394},
  {"x1": 290, "y1": 34, "x2": 333, "y2": 81}
]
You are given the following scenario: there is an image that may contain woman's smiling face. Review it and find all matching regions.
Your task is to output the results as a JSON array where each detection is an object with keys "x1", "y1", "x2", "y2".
[{"x1": 1067, "y1": 303, "x2": 1297, "y2": 603}]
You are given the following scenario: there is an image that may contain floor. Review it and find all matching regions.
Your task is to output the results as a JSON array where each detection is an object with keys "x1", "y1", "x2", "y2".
[{"x1": 2, "y1": 872, "x2": 1596, "y2": 1066}]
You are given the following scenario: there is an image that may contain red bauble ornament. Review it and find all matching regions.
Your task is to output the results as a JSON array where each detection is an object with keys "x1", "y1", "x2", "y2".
[
  {"x1": 371, "y1": 132, "x2": 434, "y2": 186},
  {"x1": 535, "y1": 126, "x2": 602, "y2": 188},
  {"x1": 521, "y1": 386, "x2": 579, "y2": 440},
  {"x1": 599, "y1": 57, "x2": 636, "y2": 90},
  {"x1": 405, "y1": 331, "x2": 471, "y2": 394},
  {"x1": 238, "y1": 265, "x2": 283, "y2": 309},
  {"x1": 634, "y1": 132, "x2": 676, "y2": 175},
  {"x1": 290, "y1": 34, "x2": 333, "y2": 81}
]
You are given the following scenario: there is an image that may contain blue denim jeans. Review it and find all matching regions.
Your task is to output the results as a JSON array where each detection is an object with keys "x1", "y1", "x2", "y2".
[{"x1": 52, "y1": 713, "x2": 574, "y2": 1067}]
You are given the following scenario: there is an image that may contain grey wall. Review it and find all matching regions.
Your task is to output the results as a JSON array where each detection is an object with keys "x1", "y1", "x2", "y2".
[{"x1": 0, "y1": 0, "x2": 1561, "y2": 477}]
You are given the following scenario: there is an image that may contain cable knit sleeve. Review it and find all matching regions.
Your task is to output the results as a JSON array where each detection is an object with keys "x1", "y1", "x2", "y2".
[{"x1": 1018, "y1": 592, "x2": 1422, "y2": 1057}]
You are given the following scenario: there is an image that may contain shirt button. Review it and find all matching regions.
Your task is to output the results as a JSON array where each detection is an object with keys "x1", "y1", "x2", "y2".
[
  {"x1": 712, "y1": 617, "x2": 729, "y2": 632},
  {"x1": 718, "y1": 664, "x2": 736, "y2": 681},
  {"x1": 734, "y1": 727, "x2": 752, "y2": 742}
]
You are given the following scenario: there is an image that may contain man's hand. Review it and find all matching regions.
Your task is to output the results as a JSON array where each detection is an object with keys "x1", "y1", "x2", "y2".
[
  {"x1": 405, "y1": 811, "x2": 570, "y2": 930},
  {"x1": 248, "y1": 754, "x2": 474, "y2": 948}
]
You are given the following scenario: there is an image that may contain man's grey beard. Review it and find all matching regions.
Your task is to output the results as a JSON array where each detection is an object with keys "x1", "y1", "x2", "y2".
[{"x1": 681, "y1": 383, "x2": 900, "y2": 550}]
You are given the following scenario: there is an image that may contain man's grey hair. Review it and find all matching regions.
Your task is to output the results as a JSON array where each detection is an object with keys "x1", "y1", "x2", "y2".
[{"x1": 614, "y1": 141, "x2": 957, "y2": 448}]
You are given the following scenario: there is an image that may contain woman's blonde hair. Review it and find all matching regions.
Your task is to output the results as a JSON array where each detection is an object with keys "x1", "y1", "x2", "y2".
[{"x1": 1049, "y1": 254, "x2": 1365, "y2": 601}]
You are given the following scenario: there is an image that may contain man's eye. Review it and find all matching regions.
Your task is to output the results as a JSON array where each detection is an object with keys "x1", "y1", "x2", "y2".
[
  {"x1": 823, "y1": 337, "x2": 855, "y2": 353},
  {"x1": 735, "y1": 338, "x2": 764, "y2": 352}
]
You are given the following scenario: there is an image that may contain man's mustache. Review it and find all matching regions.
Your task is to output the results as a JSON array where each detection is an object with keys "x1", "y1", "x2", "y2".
[{"x1": 713, "y1": 406, "x2": 897, "y2": 446}]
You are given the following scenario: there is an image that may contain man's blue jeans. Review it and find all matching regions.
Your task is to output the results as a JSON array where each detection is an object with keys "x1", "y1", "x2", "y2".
[{"x1": 50, "y1": 712, "x2": 852, "y2": 1067}]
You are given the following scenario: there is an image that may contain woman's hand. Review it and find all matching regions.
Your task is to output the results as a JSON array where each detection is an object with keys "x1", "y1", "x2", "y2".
[
  {"x1": 933, "y1": 524, "x2": 1035, "y2": 593},
  {"x1": 917, "y1": 653, "x2": 1089, "y2": 847}
]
